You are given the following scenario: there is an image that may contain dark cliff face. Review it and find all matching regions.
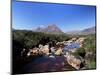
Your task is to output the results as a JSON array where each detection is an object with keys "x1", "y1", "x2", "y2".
[{"x1": 34, "y1": 24, "x2": 63, "y2": 34}]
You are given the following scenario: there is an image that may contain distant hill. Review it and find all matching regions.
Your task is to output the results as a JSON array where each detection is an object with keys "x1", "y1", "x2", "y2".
[
  {"x1": 81, "y1": 26, "x2": 95, "y2": 34},
  {"x1": 66, "y1": 26, "x2": 96, "y2": 35},
  {"x1": 34, "y1": 24, "x2": 63, "y2": 34},
  {"x1": 66, "y1": 30, "x2": 80, "y2": 35}
]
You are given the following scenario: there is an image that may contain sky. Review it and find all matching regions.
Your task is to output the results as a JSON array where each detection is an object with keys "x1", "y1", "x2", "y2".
[{"x1": 12, "y1": 0, "x2": 96, "y2": 32}]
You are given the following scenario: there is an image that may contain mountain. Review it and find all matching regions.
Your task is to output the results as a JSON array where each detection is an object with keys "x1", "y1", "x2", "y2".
[
  {"x1": 66, "y1": 26, "x2": 96, "y2": 35},
  {"x1": 81, "y1": 26, "x2": 95, "y2": 34},
  {"x1": 34, "y1": 24, "x2": 63, "y2": 34}
]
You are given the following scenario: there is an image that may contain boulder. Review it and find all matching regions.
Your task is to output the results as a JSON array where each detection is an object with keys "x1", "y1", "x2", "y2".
[
  {"x1": 39, "y1": 44, "x2": 43, "y2": 49},
  {"x1": 27, "y1": 48, "x2": 39, "y2": 56},
  {"x1": 50, "y1": 47, "x2": 56, "y2": 53},
  {"x1": 64, "y1": 52, "x2": 82, "y2": 69},
  {"x1": 41, "y1": 45, "x2": 50, "y2": 55},
  {"x1": 71, "y1": 38, "x2": 77, "y2": 41},
  {"x1": 55, "y1": 47, "x2": 62, "y2": 55}
]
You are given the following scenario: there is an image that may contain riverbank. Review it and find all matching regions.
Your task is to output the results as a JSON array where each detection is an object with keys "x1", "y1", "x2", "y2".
[{"x1": 18, "y1": 37, "x2": 85, "y2": 73}]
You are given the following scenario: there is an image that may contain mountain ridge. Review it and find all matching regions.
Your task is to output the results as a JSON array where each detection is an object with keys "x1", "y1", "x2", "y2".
[
  {"x1": 66, "y1": 26, "x2": 95, "y2": 35},
  {"x1": 34, "y1": 24, "x2": 63, "y2": 34}
]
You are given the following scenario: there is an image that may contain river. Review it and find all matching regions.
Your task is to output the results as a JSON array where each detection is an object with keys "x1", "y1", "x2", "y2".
[
  {"x1": 21, "y1": 42, "x2": 80, "y2": 73},
  {"x1": 22, "y1": 56, "x2": 75, "y2": 73}
]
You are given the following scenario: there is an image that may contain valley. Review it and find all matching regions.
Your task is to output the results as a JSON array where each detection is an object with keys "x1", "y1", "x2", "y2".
[{"x1": 13, "y1": 28, "x2": 96, "y2": 74}]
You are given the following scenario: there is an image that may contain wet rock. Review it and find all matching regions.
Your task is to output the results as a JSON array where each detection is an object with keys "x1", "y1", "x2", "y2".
[
  {"x1": 55, "y1": 47, "x2": 62, "y2": 56},
  {"x1": 41, "y1": 45, "x2": 50, "y2": 55},
  {"x1": 39, "y1": 44, "x2": 43, "y2": 49},
  {"x1": 64, "y1": 52, "x2": 82, "y2": 70},
  {"x1": 50, "y1": 47, "x2": 56, "y2": 54},
  {"x1": 75, "y1": 37, "x2": 85, "y2": 44},
  {"x1": 71, "y1": 38, "x2": 77, "y2": 41},
  {"x1": 27, "y1": 48, "x2": 39, "y2": 56}
]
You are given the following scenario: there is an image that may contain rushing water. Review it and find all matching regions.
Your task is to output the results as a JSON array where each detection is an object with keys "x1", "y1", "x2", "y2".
[
  {"x1": 21, "y1": 42, "x2": 80, "y2": 73},
  {"x1": 63, "y1": 42, "x2": 80, "y2": 51}
]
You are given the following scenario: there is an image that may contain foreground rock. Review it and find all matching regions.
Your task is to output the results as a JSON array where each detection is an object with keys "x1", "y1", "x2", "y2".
[
  {"x1": 40, "y1": 45, "x2": 49, "y2": 55},
  {"x1": 64, "y1": 52, "x2": 83, "y2": 70},
  {"x1": 25, "y1": 37, "x2": 85, "y2": 70},
  {"x1": 27, "y1": 44, "x2": 50, "y2": 56},
  {"x1": 55, "y1": 47, "x2": 62, "y2": 56}
]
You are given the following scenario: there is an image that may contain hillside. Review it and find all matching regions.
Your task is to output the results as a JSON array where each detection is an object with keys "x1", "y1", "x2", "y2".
[
  {"x1": 66, "y1": 26, "x2": 96, "y2": 35},
  {"x1": 34, "y1": 24, "x2": 63, "y2": 34}
]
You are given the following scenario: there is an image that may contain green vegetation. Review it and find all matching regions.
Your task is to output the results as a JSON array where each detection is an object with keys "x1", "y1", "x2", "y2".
[
  {"x1": 73, "y1": 34, "x2": 96, "y2": 69},
  {"x1": 13, "y1": 30, "x2": 70, "y2": 49},
  {"x1": 86, "y1": 61, "x2": 96, "y2": 69},
  {"x1": 13, "y1": 30, "x2": 71, "y2": 73},
  {"x1": 83, "y1": 34, "x2": 96, "y2": 69},
  {"x1": 74, "y1": 47, "x2": 86, "y2": 58},
  {"x1": 13, "y1": 30, "x2": 96, "y2": 73}
]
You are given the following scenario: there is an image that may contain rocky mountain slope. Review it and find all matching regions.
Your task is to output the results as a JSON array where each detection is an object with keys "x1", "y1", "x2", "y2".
[{"x1": 34, "y1": 24, "x2": 63, "y2": 34}]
